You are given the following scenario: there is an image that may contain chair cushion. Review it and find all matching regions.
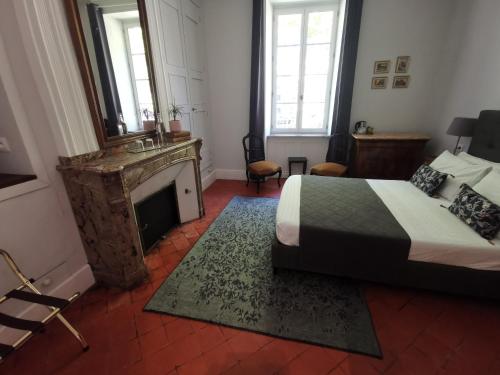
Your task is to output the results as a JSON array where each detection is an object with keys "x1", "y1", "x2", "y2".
[
  {"x1": 248, "y1": 160, "x2": 281, "y2": 175},
  {"x1": 310, "y1": 162, "x2": 347, "y2": 177}
]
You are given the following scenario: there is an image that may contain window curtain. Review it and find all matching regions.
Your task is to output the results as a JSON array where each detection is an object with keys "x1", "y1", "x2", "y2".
[
  {"x1": 248, "y1": 0, "x2": 266, "y2": 162},
  {"x1": 87, "y1": 4, "x2": 122, "y2": 137},
  {"x1": 326, "y1": 0, "x2": 363, "y2": 164}
]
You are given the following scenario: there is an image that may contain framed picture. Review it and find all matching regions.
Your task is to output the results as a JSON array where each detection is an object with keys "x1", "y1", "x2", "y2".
[
  {"x1": 395, "y1": 56, "x2": 410, "y2": 73},
  {"x1": 371, "y1": 76, "x2": 388, "y2": 89},
  {"x1": 373, "y1": 60, "x2": 391, "y2": 74},
  {"x1": 393, "y1": 75, "x2": 410, "y2": 88}
]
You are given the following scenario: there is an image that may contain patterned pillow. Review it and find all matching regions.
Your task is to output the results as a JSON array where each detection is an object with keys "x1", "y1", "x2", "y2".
[
  {"x1": 410, "y1": 165, "x2": 448, "y2": 196},
  {"x1": 448, "y1": 184, "x2": 500, "y2": 240}
]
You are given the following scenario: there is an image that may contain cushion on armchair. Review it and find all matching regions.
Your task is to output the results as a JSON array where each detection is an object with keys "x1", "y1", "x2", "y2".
[
  {"x1": 248, "y1": 160, "x2": 281, "y2": 175},
  {"x1": 310, "y1": 162, "x2": 347, "y2": 177}
]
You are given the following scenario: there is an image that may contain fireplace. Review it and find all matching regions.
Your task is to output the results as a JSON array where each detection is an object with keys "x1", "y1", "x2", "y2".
[
  {"x1": 58, "y1": 139, "x2": 204, "y2": 288},
  {"x1": 134, "y1": 183, "x2": 179, "y2": 253}
]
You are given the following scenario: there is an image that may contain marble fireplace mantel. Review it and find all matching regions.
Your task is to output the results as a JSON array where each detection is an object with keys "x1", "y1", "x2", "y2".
[{"x1": 57, "y1": 139, "x2": 204, "y2": 288}]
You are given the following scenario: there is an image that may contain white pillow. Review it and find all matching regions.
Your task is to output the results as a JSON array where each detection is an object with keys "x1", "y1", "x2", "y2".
[
  {"x1": 473, "y1": 171, "x2": 500, "y2": 240},
  {"x1": 457, "y1": 152, "x2": 500, "y2": 172},
  {"x1": 474, "y1": 171, "x2": 500, "y2": 206},
  {"x1": 430, "y1": 151, "x2": 492, "y2": 201}
]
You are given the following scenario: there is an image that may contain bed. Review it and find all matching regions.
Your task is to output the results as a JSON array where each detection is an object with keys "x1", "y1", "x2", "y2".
[{"x1": 272, "y1": 110, "x2": 500, "y2": 299}]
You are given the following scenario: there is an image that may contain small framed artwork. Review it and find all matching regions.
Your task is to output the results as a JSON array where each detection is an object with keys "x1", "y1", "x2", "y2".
[
  {"x1": 373, "y1": 60, "x2": 391, "y2": 74},
  {"x1": 395, "y1": 56, "x2": 410, "y2": 73},
  {"x1": 393, "y1": 75, "x2": 410, "y2": 88},
  {"x1": 371, "y1": 76, "x2": 388, "y2": 89}
]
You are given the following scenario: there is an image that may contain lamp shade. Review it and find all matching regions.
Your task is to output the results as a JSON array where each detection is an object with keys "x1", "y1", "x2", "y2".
[{"x1": 446, "y1": 117, "x2": 477, "y2": 137}]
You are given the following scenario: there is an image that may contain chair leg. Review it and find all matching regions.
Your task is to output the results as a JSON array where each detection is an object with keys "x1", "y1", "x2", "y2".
[
  {"x1": 246, "y1": 170, "x2": 249, "y2": 187},
  {"x1": 277, "y1": 171, "x2": 282, "y2": 187},
  {"x1": 256, "y1": 178, "x2": 260, "y2": 194}
]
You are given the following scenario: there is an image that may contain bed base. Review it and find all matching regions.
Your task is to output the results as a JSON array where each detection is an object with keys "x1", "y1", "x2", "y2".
[{"x1": 272, "y1": 237, "x2": 500, "y2": 300}]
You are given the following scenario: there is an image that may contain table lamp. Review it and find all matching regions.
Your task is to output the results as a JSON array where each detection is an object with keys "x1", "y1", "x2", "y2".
[{"x1": 446, "y1": 117, "x2": 477, "y2": 154}]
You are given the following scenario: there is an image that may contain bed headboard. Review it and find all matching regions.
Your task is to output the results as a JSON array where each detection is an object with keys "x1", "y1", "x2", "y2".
[{"x1": 468, "y1": 110, "x2": 500, "y2": 162}]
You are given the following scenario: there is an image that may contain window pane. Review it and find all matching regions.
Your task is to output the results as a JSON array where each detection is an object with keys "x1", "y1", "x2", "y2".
[
  {"x1": 128, "y1": 27, "x2": 145, "y2": 54},
  {"x1": 275, "y1": 104, "x2": 297, "y2": 129},
  {"x1": 276, "y1": 76, "x2": 299, "y2": 103},
  {"x1": 307, "y1": 11, "x2": 334, "y2": 44},
  {"x1": 302, "y1": 103, "x2": 325, "y2": 129},
  {"x1": 276, "y1": 46, "x2": 300, "y2": 76},
  {"x1": 277, "y1": 14, "x2": 302, "y2": 46},
  {"x1": 136, "y1": 80, "x2": 152, "y2": 104},
  {"x1": 305, "y1": 44, "x2": 331, "y2": 75},
  {"x1": 303, "y1": 75, "x2": 327, "y2": 102},
  {"x1": 132, "y1": 54, "x2": 149, "y2": 80}
]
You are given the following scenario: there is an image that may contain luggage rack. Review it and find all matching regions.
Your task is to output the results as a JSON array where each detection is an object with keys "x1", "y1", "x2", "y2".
[{"x1": 0, "y1": 249, "x2": 89, "y2": 363}]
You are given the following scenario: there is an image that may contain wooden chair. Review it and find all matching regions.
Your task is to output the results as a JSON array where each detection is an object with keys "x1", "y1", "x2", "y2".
[
  {"x1": 242, "y1": 133, "x2": 282, "y2": 193},
  {"x1": 0, "y1": 249, "x2": 89, "y2": 363}
]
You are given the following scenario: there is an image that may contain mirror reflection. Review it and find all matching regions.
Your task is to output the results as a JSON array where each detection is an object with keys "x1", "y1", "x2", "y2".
[{"x1": 78, "y1": 0, "x2": 155, "y2": 137}]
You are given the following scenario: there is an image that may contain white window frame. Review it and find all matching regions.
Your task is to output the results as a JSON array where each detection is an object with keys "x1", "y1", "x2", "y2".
[{"x1": 271, "y1": 3, "x2": 339, "y2": 135}]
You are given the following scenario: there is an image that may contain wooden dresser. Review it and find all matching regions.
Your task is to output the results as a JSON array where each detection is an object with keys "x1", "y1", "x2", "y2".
[{"x1": 350, "y1": 132, "x2": 430, "y2": 180}]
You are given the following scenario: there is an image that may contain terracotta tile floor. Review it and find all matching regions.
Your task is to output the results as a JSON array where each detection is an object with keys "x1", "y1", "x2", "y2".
[{"x1": 2, "y1": 179, "x2": 500, "y2": 375}]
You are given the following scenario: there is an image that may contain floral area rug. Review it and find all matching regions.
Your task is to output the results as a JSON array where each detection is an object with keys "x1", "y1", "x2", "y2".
[{"x1": 145, "y1": 196, "x2": 381, "y2": 357}]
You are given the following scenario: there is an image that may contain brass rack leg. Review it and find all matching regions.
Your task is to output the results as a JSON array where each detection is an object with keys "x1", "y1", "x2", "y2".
[{"x1": 55, "y1": 314, "x2": 89, "y2": 351}]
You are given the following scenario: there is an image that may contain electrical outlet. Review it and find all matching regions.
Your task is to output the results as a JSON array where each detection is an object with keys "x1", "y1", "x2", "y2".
[{"x1": 0, "y1": 137, "x2": 10, "y2": 152}]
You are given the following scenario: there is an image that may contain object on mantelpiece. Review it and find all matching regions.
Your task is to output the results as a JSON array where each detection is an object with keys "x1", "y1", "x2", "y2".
[
  {"x1": 165, "y1": 131, "x2": 190, "y2": 138},
  {"x1": 168, "y1": 102, "x2": 183, "y2": 132},
  {"x1": 166, "y1": 131, "x2": 191, "y2": 143},
  {"x1": 142, "y1": 108, "x2": 156, "y2": 131}
]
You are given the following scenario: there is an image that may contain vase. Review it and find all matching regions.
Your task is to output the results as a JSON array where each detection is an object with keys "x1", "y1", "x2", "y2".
[
  {"x1": 169, "y1": 120, "x2": 182, "y2": 132},
  {"x1": 143, "y1": 120, "x2": 156, "y2": 131}
]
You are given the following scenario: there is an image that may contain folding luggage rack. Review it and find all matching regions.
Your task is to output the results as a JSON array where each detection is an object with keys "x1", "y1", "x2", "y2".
[{"x1": 0, "y1": 249, "x2": 89, "y2": 363}]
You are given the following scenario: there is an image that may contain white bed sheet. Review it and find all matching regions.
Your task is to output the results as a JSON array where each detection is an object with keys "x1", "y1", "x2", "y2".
[{"x1": 276, "y1": 176, "x2": 500, "y2": 271}]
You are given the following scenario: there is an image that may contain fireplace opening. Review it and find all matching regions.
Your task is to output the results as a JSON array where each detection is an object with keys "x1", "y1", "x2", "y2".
[{"x1": 134, "y1": 183, "x2": 180, "y2": 254}]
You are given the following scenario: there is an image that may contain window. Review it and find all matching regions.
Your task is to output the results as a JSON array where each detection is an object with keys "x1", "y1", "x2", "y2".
[
  {"x1": 124, "y1": 24, "x2": 154, "y2": 122},
  {"x1": 272, "y1": 5, "x2": 338, "y2": 134}
]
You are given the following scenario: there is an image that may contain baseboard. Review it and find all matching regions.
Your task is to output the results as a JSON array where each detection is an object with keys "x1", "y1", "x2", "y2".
[
  {"x1": 202, "y1": 170, "x2": 216, "y2": 190},
  {"x1": 215, "y1": 169, "x2": 296, "y2": 181},
  {"x1": 215, "y1": 169, "x2": 247, "y2": 180},
  {"x1": 0, "y1": 264, "x2": 95, "y2": 345}
]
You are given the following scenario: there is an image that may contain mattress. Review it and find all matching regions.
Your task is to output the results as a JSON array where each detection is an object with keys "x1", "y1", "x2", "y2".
[{"x1": 276, "y1": 175, "x2": 500, "y2": 271}]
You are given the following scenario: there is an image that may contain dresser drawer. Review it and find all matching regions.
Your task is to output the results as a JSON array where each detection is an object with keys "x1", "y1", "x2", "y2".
[{"x1": 350, "y1": 133, "x2": 430, "y2": 180}]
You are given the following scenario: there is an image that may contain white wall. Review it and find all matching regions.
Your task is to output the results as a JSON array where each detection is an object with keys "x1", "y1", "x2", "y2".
[
  {"x1": 425, "y1": 0, "x2": 500, "y2": 154},
  {"x1": 203, "y1": 0, "x2": 458, "y2": 176},
  {"x1": 204, "y1": 0, "x2": 253, "y2": 174},
  {"x1": 0, "y1": 0, "x2": 95, "y2": 341},
  {"x1": 350, "y1": 0, "x2": 454, "y2": 134}
]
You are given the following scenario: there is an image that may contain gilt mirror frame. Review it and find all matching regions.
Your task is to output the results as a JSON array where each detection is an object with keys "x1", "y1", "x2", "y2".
[{"x1": 63, "y1": 0, "x2": 160, "y2": 149}]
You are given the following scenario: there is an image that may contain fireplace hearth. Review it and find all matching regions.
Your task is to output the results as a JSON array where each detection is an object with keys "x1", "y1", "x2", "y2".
[{"x1": 135, "y1": 183, "x2": 179, "y2": 253}]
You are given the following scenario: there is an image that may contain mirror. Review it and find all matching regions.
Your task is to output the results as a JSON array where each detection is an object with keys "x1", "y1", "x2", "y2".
[{"x1": 65, "y1": 0, "x2": 159, "y2": 147}]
